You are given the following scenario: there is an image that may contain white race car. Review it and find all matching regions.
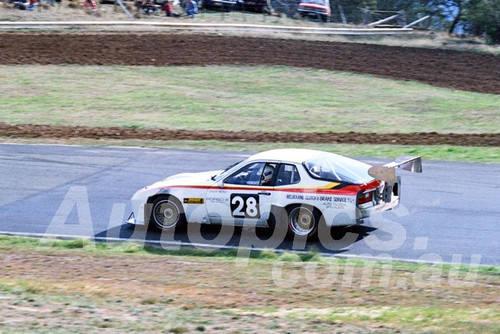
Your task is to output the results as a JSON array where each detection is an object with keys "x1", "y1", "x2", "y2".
[{"x1": 127, "y1": 149, "x2": 421, "y2": 237}]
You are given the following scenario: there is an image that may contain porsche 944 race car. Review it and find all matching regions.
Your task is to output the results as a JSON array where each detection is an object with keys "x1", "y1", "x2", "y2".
[{"x1": 127, "y1": 149, "x2": 421, "y2": 237}]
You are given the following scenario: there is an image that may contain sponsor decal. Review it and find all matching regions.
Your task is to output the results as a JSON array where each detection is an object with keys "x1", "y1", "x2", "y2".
[
  {"x1": 208, "y1": 189, "x2": 228, "y2": 194},
  {"x1": 206, "y1": 197, "x2": 229, "y2": 204},
  {"x1": 329, "y1": 202, "x2": 348, "y2": 210},
  {"x1": 287, "y1": 194, "x2": 304, "y2": 200},
  {"x1": 286, "y1": 194, "x2": 355, "y2": 208},
  {"x1": 304, "y1": 195, "x2": 335, "y2": 202},
  {"x1": 183, "y1": 198, "x2": 205, "y2": 204}
]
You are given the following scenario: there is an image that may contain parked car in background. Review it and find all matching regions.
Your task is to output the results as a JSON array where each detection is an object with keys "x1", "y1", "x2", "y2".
[
  {"x1": 297, "y1": 0, "x2": 330, "y2": 21},
  {"x1": 200, "y1": 0, "x2": 236, "y2": 11},
  {"x1": 236, "y1": 0, "x2": 267, "y2": 12}
]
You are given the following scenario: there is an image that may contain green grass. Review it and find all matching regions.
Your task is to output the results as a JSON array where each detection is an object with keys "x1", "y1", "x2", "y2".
[
  {"x1": 120, "y1": 140, "x2": 500, "y2": 163},
  {"x1": 4, "y1": 137, "x2": 498, "y2": 163},
  {"x1": 1, "y1": 64, "x2": 498, "y2": 163},
  {"x1": 1, "y1": 65, "x2": 499, "y2": 134},
  {"x1": 283, "y1": 305, "x2": 499, "y2": 333},
  {"x1": 1, "y1": 236, "x2": 497, "y2": 275}
]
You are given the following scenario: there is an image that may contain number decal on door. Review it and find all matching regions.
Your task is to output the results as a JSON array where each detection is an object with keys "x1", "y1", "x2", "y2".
[{"x1": 230, "y1": 194, "x2": 260, "y2": 218}]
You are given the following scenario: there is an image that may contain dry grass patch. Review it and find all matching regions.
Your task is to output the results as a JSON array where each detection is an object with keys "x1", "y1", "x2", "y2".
[{"x1": 0, "y1": 239, "x2": 498, "y2": 333}]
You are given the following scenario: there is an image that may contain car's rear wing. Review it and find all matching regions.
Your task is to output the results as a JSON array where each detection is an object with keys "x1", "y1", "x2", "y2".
[
  {"x1": 368, "y1": 156, "x2": 422, "y2": 184},
  {"x1": 384, "y1": 156, "x2": 423, "y2": 173}
]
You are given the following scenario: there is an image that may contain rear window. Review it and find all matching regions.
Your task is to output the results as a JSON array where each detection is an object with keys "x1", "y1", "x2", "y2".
[{"x1": 304, "y1": 153, "x2": 373, "y2": 184}]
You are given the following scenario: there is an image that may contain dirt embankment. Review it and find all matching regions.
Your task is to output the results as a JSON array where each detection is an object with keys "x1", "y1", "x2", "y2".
[
  {"x1": 1, "y1": 33, "x2": 499, "y2": 94},
  {"x1": 1, "y1": 123, "x2": 499, "y2": 146},
  {"x1": 0, "y1": 32, "x2": 498, "y2": 146}
]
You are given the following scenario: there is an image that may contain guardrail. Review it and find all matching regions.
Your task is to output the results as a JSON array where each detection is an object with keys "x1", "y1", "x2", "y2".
[{"x1": 0, "y1": 21, "x2": 413, "y2": 35}]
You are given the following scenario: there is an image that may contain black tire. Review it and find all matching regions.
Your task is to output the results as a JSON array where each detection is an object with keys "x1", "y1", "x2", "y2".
[
  {"x1": 150, "y1": 196, "x2": 186, "y2": 231},
  {"x1": 286, "y1": 204, "x2": 319, "y2": 238}
]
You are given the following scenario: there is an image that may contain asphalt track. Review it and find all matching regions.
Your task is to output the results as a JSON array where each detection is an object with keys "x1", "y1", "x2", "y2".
[{"x1": 1, "y1": 143, "x2": 499, "y2": 266}]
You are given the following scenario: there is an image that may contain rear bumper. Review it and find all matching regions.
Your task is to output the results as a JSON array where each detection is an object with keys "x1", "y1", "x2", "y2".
[
  {"x1": 357, "y1": 177, "x2": 401, "y2": 219},
  {"x1": 358, "y1": 196, "x2": 400, "y2": 220}
]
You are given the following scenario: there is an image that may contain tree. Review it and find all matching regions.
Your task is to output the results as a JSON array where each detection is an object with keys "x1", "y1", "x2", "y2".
[
  {"x1": 466, "y1": 0, "x2": 500, "y2": 43},
  {"x1": 422, "y1": 0, "x2": 500, "y2": 44},
  {"x1": 422, "y1": 0, "x2": 464, "y2": 33},
  {"x1": 448, "y1": 0, "x2": 463, "y2": 33}
]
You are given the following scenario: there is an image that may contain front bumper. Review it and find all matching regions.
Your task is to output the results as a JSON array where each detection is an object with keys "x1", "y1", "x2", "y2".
[
  {"x1": 127, "y1": 199, "x2": 147, "y2": 226},
  {"x1": 127, "y1": 187, "x2": 156, "y2": 226},
  {"x1": 126, "y1": 212, "x2": 137, "y2": 225},
  {"x1": 297, "y1": 7, "x2": 328, "y2": 16}
]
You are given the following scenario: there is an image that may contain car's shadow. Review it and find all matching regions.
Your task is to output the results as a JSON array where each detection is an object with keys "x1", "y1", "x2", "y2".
[{"x1": 96, "y1": 222, "x2": 376, "y2": 255}]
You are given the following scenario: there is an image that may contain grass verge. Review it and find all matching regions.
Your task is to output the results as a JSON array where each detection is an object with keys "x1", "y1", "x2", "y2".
[
  {"x1": 0, "y1": 236, "x2": 498, "y2": 333},
  {"x1": 2, "y1": 65, "x2": 498, "y2": 163},
  {"x1": 1, "y1": 65, "x2": 499, "y2": 134}
]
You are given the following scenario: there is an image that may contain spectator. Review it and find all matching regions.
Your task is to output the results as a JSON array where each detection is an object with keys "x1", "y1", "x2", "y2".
[
  {"x1": 162, "y1": 0, "x2": 179, "y2": 17},
  {"x1": 83, "y1": 0, "x2": 97, "y2": 11},
  {"x1": 135, "y1": 0, "x2": 144, "y2": 11},
  {"x1": 143, "y1": 0, "x2": 158, "y2": 15},
  {"x1": 13, "y1": 0, "x2": 36, "y2": 10},
  {"x1": 184, "y1": 0, "x2": 197, "y2": 18}
]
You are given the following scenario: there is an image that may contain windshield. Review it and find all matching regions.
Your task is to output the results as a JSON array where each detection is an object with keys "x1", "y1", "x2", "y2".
[
  {"x1": 213, "y1": 160, "x2": 246, "y2": 182},
  {"x1": 304, "y1": 153, "x2": 373, "y2": 184},
  {"x1": 301, "y1": 0, "x2": 327, "y2": 5}
]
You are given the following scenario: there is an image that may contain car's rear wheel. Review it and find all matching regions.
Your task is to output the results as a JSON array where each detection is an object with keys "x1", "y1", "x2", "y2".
[
  {"x1": 150, "y1": 196, "x2": 185, "y2": 231},
  {"x1": 287, "y1": 205, "x2": 318, "y2": 237}
]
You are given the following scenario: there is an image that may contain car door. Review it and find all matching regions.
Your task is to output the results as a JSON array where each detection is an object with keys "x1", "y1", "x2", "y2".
[{"x1": 205, "y1": 161, "x2": 276, "y2": 226}]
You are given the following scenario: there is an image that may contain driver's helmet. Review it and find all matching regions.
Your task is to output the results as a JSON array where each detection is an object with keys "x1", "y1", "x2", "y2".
[
  {"x1": 261, "y1": 165, "x2": 274, "y2": 184},
  {"x1": 309, "y1": 165, "x2": 321, "y2": 176}
]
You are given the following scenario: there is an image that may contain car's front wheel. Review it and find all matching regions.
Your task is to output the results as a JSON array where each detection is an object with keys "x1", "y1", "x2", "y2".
[
  {"x1": 287, "y1": 205, "x2": 319, "y2": 238},
  {"x1": 150, "y1": 196, "x2": 185, "y2": 231}
]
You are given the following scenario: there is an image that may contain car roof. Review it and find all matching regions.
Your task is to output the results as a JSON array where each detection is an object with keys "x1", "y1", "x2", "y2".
[{"x1": 247, "y1": 149, "x2": 325, "y2": 164}]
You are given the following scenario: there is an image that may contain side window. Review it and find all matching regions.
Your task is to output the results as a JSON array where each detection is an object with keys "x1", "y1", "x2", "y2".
[
  {"x1": 224, "y1": 162, "x2": 265, "y2": 186},
  {"x1": 275, "y1": 164, "x2": 301, "y2": 186}
]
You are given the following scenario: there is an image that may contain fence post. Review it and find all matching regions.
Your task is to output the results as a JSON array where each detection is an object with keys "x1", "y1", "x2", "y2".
[
  {"x1": 397, "y1": 10, "x2": 406, "y2": 27},
  {"x1": 362, "y1": 6, "x2": 371, "y2": 25}
]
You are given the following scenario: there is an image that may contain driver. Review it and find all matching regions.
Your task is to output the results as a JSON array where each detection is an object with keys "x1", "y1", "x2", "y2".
[{"x1": 261, "y1": 165, "x2": 274, "y2": 186}]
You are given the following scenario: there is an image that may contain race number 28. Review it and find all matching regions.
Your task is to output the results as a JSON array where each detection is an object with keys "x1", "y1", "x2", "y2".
[{"x1": 230, "y1": 194, "x2": 260, "y2": 218}]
